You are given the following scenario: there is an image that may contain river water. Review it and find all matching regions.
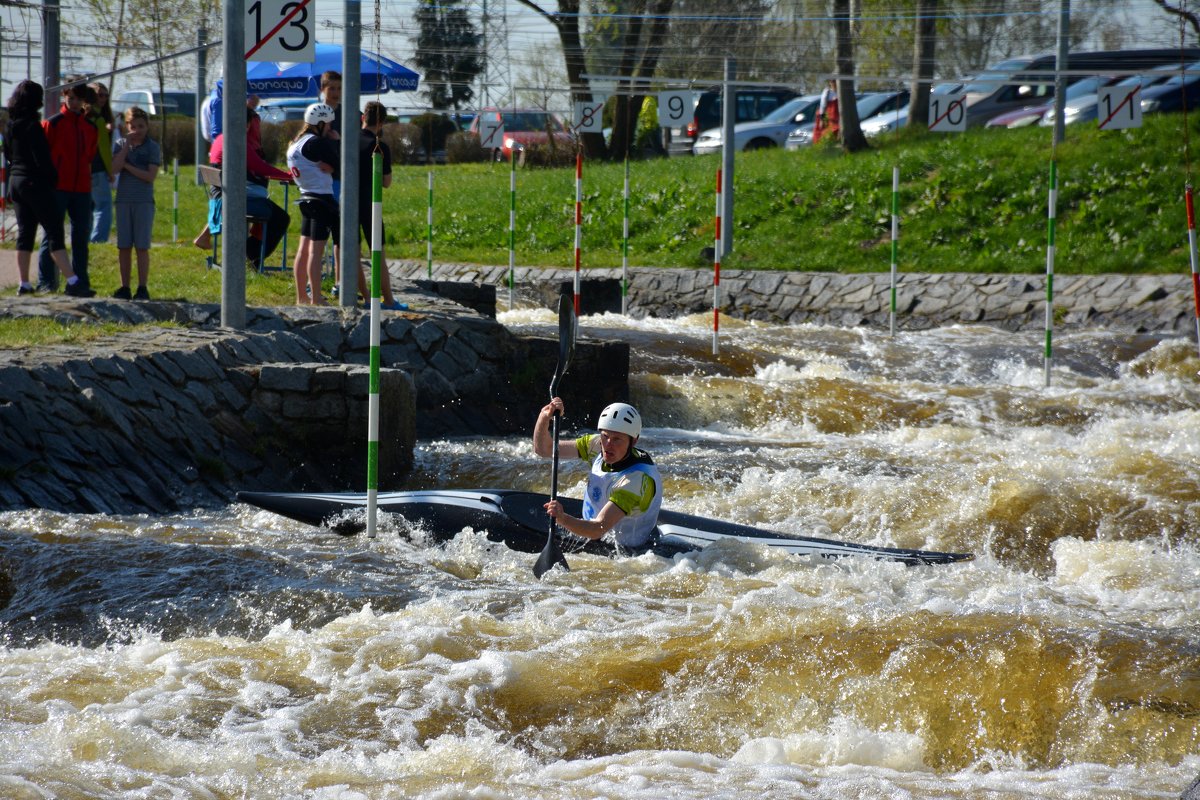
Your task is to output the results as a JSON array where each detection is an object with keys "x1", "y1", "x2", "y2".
[{"x1": 2, "y1": 309, "x2": 1198, "y2": 799}]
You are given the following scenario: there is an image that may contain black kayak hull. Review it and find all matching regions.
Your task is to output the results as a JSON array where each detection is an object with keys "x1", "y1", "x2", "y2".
[{"x1": 237, "y1": 488, "x2": 974, "y2": 566}]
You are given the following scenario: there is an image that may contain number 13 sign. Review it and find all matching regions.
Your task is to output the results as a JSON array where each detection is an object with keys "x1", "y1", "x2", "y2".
[{"x1": 245, "y1": 0, "x2": 315, "y2": 63}]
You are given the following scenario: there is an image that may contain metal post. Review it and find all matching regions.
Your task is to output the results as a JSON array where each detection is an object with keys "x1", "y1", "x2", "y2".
[
  {"x1": 220, "y1": 0, "x2": 248, "y2": 329},
  {"x1": 1052, "y1": 0, "x2": 1070, "y2": 146},
  {"x1": 721, "y1": 57, "x2": 735, "y2": 255},
  {"x1": 339, "y1": 2, "x2": 361, "y2": 307},
  {"x1": 195, "y1": 25, "x2": 208, "y2": 184},
  {"x1": 41, "y1": 0, "x2": 59, "y2": 119}
]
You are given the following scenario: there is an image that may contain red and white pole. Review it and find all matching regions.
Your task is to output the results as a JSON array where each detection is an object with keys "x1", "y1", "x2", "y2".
[
  {"x1": 713, "y1": 167, "x2": 722, "y2": 355},
  {"x1": 1187, "y1": 185, "x2": 1200, "y2": 357},
  {"x1": 574, "y1": 153, "x2": 583, "y2": 316}
]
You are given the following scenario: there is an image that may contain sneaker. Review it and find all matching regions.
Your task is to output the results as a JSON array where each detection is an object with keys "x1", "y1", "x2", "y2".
[
  {"x1": 382, "y1": 301, "x2": 409, "y2": 311},
  {"x1": 112, "y1": 286, "x2": 132, "y2": 300},
  {"x1": 133, "y1": 286, "x2": 150, "y2": 301},
  {"x1": 17, "y1": 285, "x2": 34, "y2": 295},
  {"x1": 64, "y1": 281, "x2": 96, "y2": 298}
]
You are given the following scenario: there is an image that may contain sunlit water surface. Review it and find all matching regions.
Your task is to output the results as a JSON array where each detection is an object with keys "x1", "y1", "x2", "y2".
[{"x1": 2, "y1": 310, "x2": 1198, "y2": 799}]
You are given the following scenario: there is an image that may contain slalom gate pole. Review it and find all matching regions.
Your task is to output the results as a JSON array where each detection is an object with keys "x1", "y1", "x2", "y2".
[
  {"x1": 574, "y1": 153, "x2": 583, "y2": 315},
  {"x1": 713, "y1": 167, "x2": 722, "y2": 356},
  {"x1": 427, "y1": 171, "x2": 434, "y2": 280},
  {"x1": 509, "y1": 154, "x2": 516, "y2": 308},
  {"x1": 366, "y1": 152, "x2": 383, "y2": 539},
  {"x1": 1044, "y1": 160, "x2": 1058, "y2": 388},
  {"x1": 622, "y1": 156, "x2": 630, "y2": 315},
  {"x1": 172, "y1": 157, "x2": 179, "y2": 243},
  {"x1": 1187, "y1": 185, "x2": 1200, "y2": 357},
  {"x1": 890, "y1": 166, "x2": 899, "y2": 337}
]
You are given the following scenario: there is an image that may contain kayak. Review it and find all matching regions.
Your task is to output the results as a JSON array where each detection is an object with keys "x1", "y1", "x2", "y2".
[{"x1": 237, "y1": 488, "x2": 974, "y2": 566}]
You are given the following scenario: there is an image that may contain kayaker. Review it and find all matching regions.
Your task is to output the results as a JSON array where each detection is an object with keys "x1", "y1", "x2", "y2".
[{"x1": 533, "y1": 398, "x2": 663, "y2": 548}]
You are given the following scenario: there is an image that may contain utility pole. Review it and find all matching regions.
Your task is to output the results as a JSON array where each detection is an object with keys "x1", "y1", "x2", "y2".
[
  {"x1": 221, "y1": 0, "x2": 248, "y2": 329},
  {"x1": 339, "y1": 0, "x2": 362, "y2": 307},
  {"x1": 41, "y1": 0, "x2": 59, "y2": 118}
]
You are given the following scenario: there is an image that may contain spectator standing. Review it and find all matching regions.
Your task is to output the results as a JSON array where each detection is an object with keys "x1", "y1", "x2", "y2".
[
  {"x1": 357, "y1": 101, "x2": 402, "y2": 309},
  {"x1": 86, "y1": 81, "x2": 115, "y2": 243},
  {"x1": 37, "y1": 80, "x2": 97, "y2": 293},
  {"x1": 110, "y1": 107, "x2": 161, "y2": 300},
  {"x1": 286, "y1": 103, "x2": 339, "y2": 305},
  {"x1": 3, "y1": 80, "x2": 94, "y2": 296},
  {"x1": 813, "y1": 80, "x2": 840, "y2": 144}
]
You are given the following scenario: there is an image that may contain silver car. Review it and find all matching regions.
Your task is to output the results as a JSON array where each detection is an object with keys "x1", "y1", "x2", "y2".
[
  {"x1": 785, "y1": 91, "x2": 911, "y2": 148},
  {"x1": 693, "y1": 95, "x2": 821, "y2": 155}
]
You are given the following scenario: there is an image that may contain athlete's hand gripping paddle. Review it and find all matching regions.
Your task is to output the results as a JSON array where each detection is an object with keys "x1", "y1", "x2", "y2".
[{"x1": 534, "y1": 294, "x2": 577, "y2": 579}]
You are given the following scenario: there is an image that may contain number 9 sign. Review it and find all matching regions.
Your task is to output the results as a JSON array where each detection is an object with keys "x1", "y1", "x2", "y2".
[
  {"x1": 245, "y1": 0, "x2": 315, "y2": 63},
  {"x1": 657, "y1": 90, "x2": 693, "y2": 128}
]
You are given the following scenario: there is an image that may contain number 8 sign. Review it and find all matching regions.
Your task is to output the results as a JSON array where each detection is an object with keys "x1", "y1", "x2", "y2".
[
  {"x1": 657, "y1": 91, "x2": 693, "y2": 128},
  {"x1": 245, "y1": 0, "x2": 315, "y2": 63}
]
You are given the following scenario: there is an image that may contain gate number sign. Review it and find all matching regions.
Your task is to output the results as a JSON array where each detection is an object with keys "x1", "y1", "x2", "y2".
[
  {"x1": 573, "y1": 97, "x2": 606, "y2": 134},
  {"x1": 478, "y1": 113, "x2": 505, "y2": 150},
  {"x1": 245, "y1": 0, "x2": 315, "y2": 62},
  {"x1": 1097, "y1": 85, "x2": 1142, "y2": 130},
  {"x1": 657, "y1": 90, "x2": 693, "y2": 129},
  {"x1": 929, "y1": 94, "x2": 967, "y2": 132}
]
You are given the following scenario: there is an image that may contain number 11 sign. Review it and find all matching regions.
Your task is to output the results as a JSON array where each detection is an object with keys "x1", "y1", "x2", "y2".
[{"x1": 1097, "y1": 84, "x2": 1142, "y2": 130}]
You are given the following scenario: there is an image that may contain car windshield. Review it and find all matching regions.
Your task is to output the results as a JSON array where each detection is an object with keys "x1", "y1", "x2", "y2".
[
  {"x1": 1158, "y1": 61, "x2": 1200, "y2": 87},
  {"x1": 501, "y1": 112, "x2": 557, "y2": 131},
  {"x1": 1064, "y1": 76, "x2": 1108, "y2": 99},
  {"x1": 961, "y1": 58, "x2": 1036, "y2": 94},
  {"x1": 759, "y1": 96, "x2": 811, "y2": 124}
]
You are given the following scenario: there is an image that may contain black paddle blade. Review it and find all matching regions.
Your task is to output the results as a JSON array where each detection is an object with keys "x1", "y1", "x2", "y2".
[
  {"x1": 550, "y1": 293, "x2": 577, "y2": 398},
  {"x1": 533, "y1": 531, "x2": 570, "y2": 579}
]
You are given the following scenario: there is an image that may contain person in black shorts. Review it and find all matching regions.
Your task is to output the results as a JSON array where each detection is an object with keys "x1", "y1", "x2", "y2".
[
  {"x1": 285, "y1": 103, "x2": 340, "y2": 305},
  {"x1": 356, "y1": 101, "x2": 403, "y2": 309},
  {"x1": 3, "y1": 80, "x2": 94, "y2": 297}
]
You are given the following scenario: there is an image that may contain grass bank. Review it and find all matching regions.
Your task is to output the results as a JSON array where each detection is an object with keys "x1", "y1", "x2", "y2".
[{"x1": 3, "y1": 109, "x2": 1195, "y2": 315}]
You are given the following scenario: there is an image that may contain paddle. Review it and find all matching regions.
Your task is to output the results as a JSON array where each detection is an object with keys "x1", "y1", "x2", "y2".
[{"x1": 534, "y1": 293, "x2": 577, "y2": 579}]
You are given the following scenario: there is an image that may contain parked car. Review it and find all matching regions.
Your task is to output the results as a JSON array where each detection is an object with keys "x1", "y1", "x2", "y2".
[
  {"x1": 1140, "y1": 61, "x2": 1200, "y2": 115},
  {"x1": 665, "y1": 86, "x2": 799, "y2": 155},
  {"x1": 1041, "y1": 66, "x2": 1182, "y2": 127},
  {"x1": 257, "y1": 97, "x2": 312, "y2": 124},
  {"x1": 957, "y1": 48, "x2": 1200, "y2": 127},
  {"x1": 693, "y1": 94, "x2": 820, "y2": 155},
  {"x1": 112, "y1": 89, "x2": 196, "y2": 117},
  {"x1": 784, "y1": 90, "x2": 911, "y2": 148},
  {"x1": 984, "y1": 75, "x2": 1121, "y2": 128},
  {"x1": 468, "y1": 108, "x2": 573, "y2": 161}
]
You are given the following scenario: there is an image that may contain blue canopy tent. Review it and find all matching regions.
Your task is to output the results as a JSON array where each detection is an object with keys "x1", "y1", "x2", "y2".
[{"x1": 246, "y1": 43, "x2": 420, "y2": 97}]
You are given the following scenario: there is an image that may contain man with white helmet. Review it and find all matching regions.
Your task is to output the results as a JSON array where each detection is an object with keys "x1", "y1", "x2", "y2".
[{"x1": 533, "y1": 397, "x2": 663, "y2": 548}]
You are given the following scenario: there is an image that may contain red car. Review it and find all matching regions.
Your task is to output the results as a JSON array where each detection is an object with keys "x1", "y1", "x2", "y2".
[{"x1": 468, "y1": 108, "x2": 574, "y2": 161}]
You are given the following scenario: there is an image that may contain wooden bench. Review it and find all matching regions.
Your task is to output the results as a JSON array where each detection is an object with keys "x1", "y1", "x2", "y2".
[{"x1": 197, "y1": 164, "x2": 272, "y2": 272}]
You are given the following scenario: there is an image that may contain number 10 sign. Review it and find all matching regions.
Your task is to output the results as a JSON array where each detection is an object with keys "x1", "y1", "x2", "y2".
[{"x1": 245, "y1": 0, "x2": 315, "y2": 63}]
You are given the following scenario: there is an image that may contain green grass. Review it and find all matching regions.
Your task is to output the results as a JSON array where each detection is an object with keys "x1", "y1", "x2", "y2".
[
  {"x1": 0, "y1": 316, "x2": 181, "y2": 348},
  {"x1": 4, "y1": 111, "x2": 1196, "y2": 314}
]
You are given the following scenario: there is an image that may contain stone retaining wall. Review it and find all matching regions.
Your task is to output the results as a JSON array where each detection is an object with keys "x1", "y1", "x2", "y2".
[
  {"x1": 0, "y1": 296, "x2": 630, "y2": 514},
  {"x1": 393, "y1": 262, "x2": 1196, "y2": 333}
]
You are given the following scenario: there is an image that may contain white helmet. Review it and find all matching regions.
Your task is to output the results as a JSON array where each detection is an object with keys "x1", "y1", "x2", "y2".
[
  {"x1": 304, "y1": 102, "x2": 336, "y2": 126},
  {"x1": 597, "y1": 402, "x2": 641, "y2": 438}
]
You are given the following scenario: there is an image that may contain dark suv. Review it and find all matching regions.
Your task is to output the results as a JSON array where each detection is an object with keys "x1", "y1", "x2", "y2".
[{"x1": 666, "y1": 86, "x2": 799, "y2": 155}]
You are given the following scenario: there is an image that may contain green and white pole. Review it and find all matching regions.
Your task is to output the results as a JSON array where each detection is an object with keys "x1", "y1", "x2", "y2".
[
  {"x1": 1187, "y1": 185, "x2": 1200, "y2": 357},
  {"x1": 509, "y1": 151, "x2": 517, "y2": 308},
  {"x1": 889, "y1": 166, "x2": 899, "y2": 337},
  {"x1": 426, "y1": 171, "x2": 434, "y2": 280},
  {"x1": 172, "y1": 157, "x2": 179, "y2": 243},
  {"x1": 1044, "y1": 160, "x2": 1058, "y2": 388},
  {"x1": 366, "y1": 152, "x2": 384, "y2": 539},
  {"x1": 622, "y1": 157, "x2": 630, "y2": 315}
]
